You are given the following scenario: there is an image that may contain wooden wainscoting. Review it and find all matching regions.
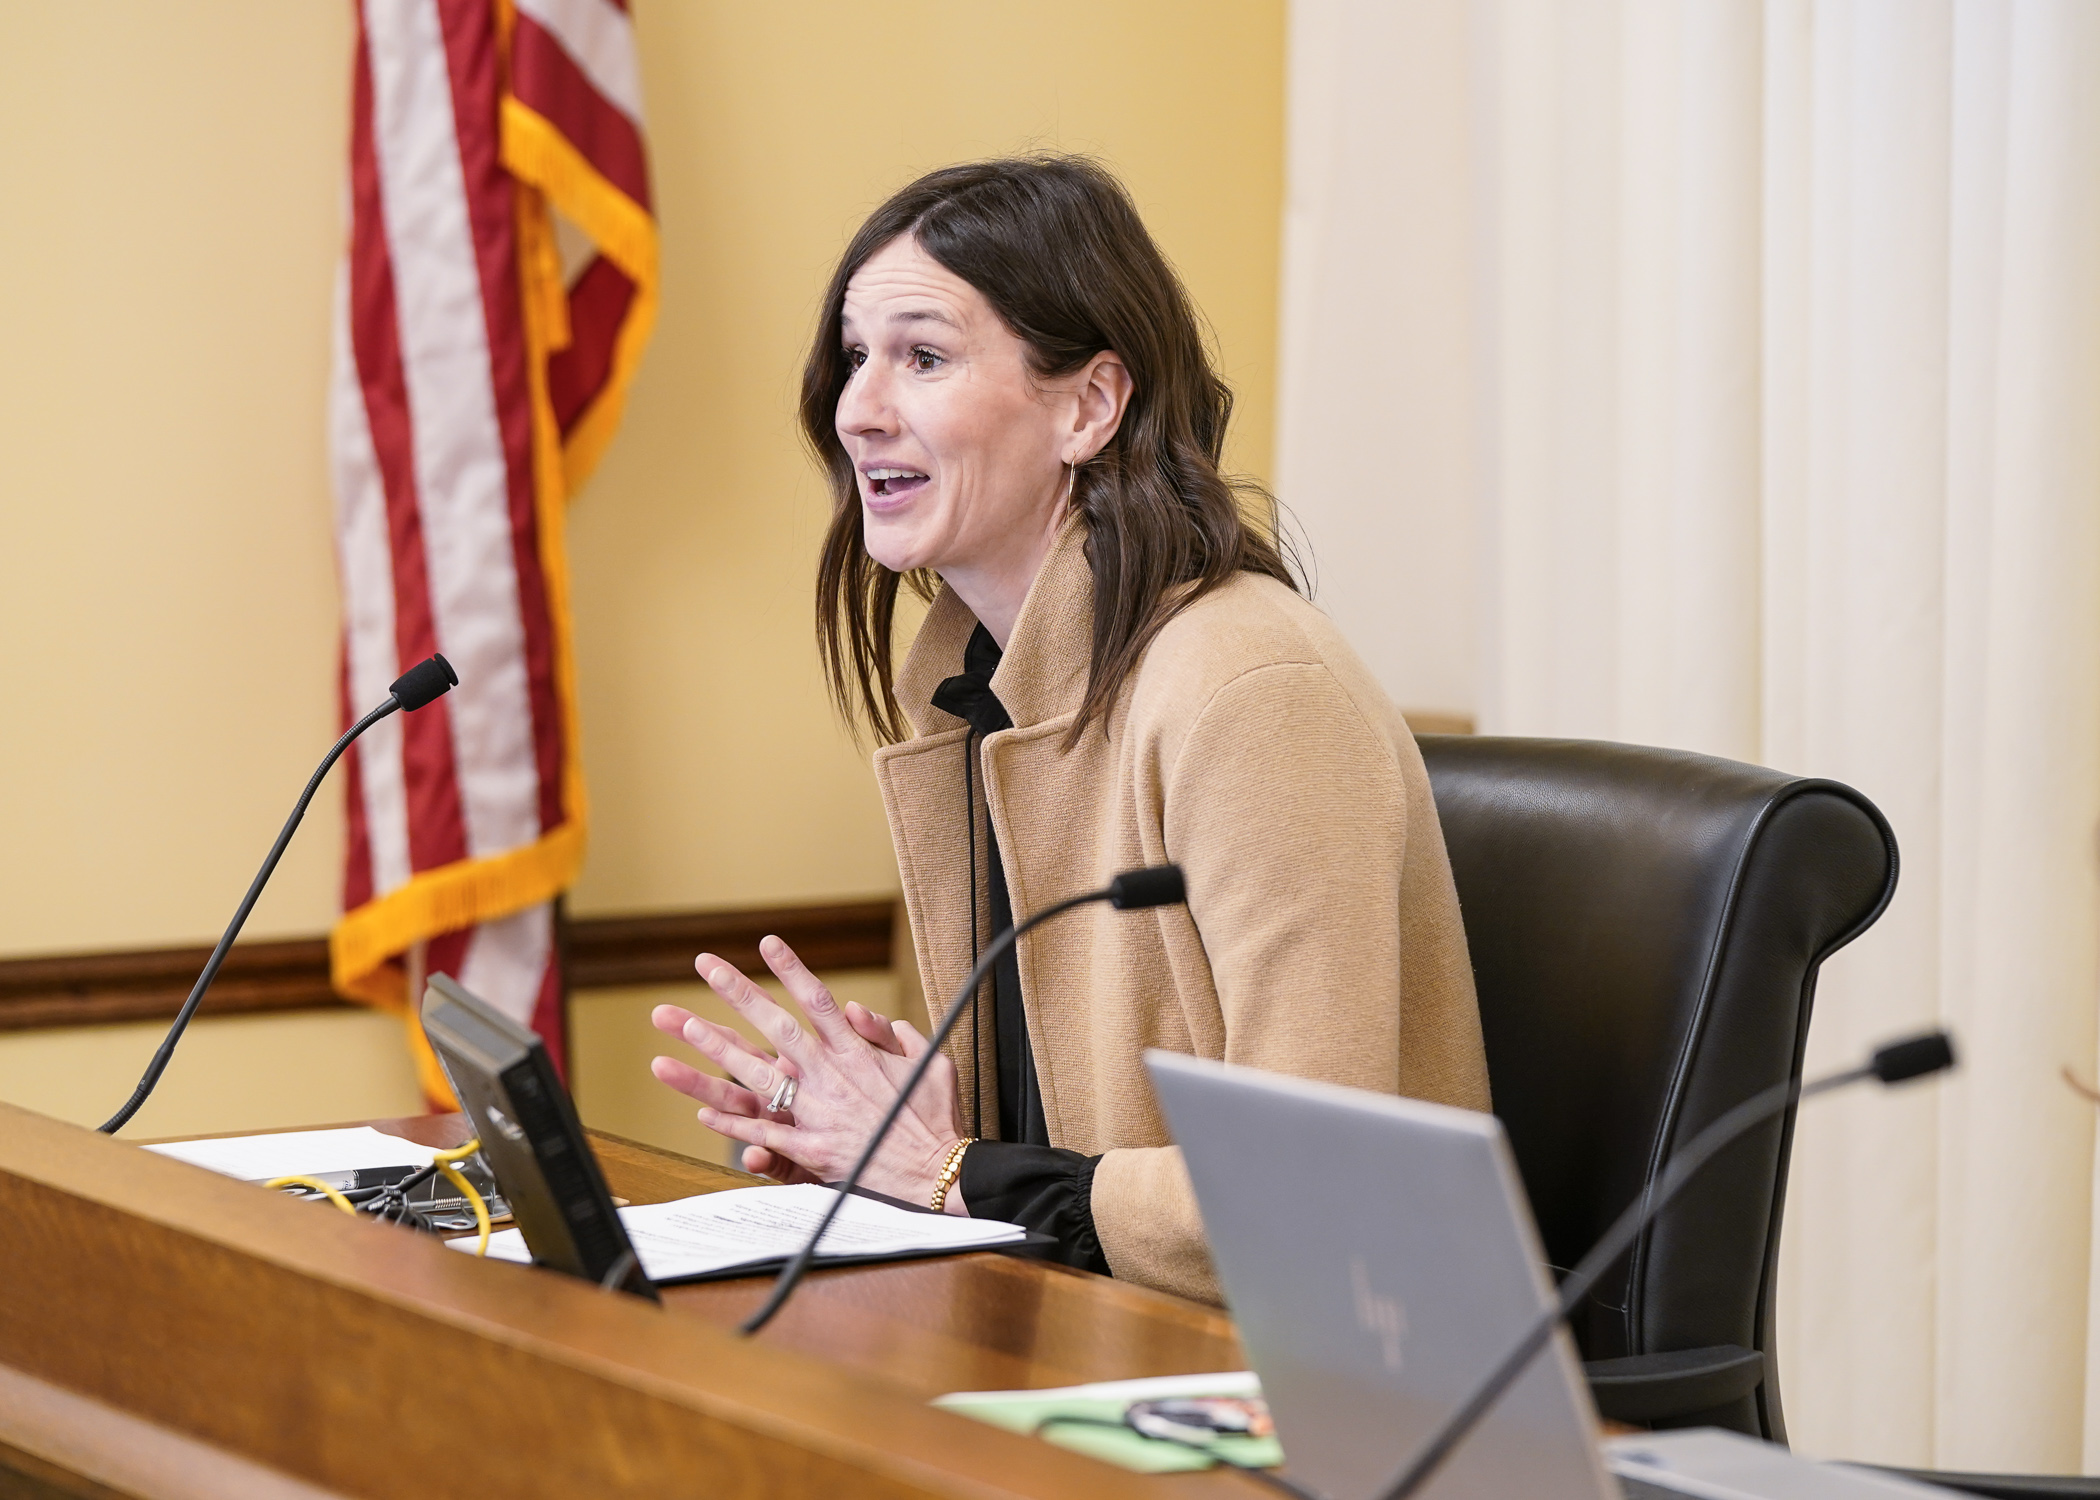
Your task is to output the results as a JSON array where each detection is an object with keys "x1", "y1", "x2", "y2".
[
  {"x1": 0, "y1": 720, "x2": 1476, "y2": 1032},
  {"x1": 0, "y1": 902, "x2": 899, "y2": 1033}
]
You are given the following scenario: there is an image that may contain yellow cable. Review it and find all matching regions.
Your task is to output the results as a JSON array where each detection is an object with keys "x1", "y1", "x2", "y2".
[
  {"x1": 263, "y1": 1175, "x2": 357, "y2": 1216},
  {"x1": 266, "y1": 1143, "x2": 488, "y2": 1255},
  {"x1": 431, "y1": 1137, "x2": 490, "y2": 1256}
]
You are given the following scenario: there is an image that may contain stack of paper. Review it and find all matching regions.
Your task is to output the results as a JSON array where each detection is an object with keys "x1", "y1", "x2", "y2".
[
  {"x1": 143, "y1": 1127, "x2": 440, "y2": 1181},
  {"x1": 459, "y1": 1182, "x2": 1027, "y2": 1281}
]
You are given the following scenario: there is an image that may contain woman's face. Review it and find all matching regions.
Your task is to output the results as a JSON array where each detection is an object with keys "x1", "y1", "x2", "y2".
[{"x1": 836, "y1": 236, "x2": 1114, "y2": 594}]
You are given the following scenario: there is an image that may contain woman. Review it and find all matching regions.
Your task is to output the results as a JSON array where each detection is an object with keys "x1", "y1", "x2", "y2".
[{"x1": 649, "y1": 156, "x2": 1488, "y2": 1304}]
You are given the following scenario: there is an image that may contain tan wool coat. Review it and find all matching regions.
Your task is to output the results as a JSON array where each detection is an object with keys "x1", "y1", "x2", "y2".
[{"x1": 874, "y1": 519, "x2": 1491, "y2": 1304}]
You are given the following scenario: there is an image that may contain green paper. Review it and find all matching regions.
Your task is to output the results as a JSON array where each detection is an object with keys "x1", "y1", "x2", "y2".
[{"x1": 935, "y1": 1373, "x2": 1286, "y2": 1475}]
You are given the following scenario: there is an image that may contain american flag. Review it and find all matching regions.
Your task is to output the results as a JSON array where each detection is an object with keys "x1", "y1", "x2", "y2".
[{"x1": 327, "y1": 0, "x2": 655, "y2": 1100}]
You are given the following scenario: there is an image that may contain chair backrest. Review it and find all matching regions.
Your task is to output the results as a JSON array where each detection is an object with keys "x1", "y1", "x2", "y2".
[{"x1": 1417, "y1": 736, "x2": 1897, "y2": 1441}]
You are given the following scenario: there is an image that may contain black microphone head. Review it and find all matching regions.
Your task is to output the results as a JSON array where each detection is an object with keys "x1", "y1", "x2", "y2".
[
  {"x1": 1871, "y1": 1030, "x2": 1956, "y2": 1085},
  {"x1": 1108, "y1": 865, "x2": 1186, "y2": 911},
  {"x1": 391, "y1": 654, "x2": 458, "y2": 712}
]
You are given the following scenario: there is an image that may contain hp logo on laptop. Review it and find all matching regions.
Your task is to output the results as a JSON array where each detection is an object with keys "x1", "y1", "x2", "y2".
[{"x1": 1350, "y1": 1255, "x2": 1407, "y2": 1372}]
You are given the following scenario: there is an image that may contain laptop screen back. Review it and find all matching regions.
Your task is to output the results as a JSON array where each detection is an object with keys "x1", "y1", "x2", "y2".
[{"x1": 1147, "y1": 1051, "x2": 1613, "y2": 1500}]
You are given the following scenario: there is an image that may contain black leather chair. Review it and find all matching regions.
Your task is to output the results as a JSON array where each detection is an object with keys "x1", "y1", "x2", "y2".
[{"x1": 1416, "y1": 736, "x2": 1898, "y2": 1440}]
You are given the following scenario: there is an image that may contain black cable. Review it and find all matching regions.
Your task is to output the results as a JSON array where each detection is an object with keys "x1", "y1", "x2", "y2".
[
  {"x1": 736, "y1": 888, "x2": 1101, "y2": 1335},
  {"x1": 737, "y1": 867, "x2": 1185, "y2": 1336},
  {"x1": 96, "y1": 699, "x2": 399, "y2": 1134},
  {"x1": 1376, "y1": 1031, "x2": 1955, "y2": 1500},
  {"x1": 599, "y1": 1248, "x2": 640, "y2": 1292},
  {"x1": 1221, "y1": 1463, "x2": 1322, "y2": 1499},
  {"x1": 97, "y1": 653, "x2": 455, "y2": 1135},
  {"x1": 360, "y1": 1160, "x2": 442, "y2": 1227},
  {"x1": 1019, "y1": 987, "x2": 1038, "y2": 1144},
  {"x1": 967, "y1": 722, "x2": 1038, "y2": 1146},
  {"x1": 1032, "y1": 1415, "x2": 1322, "y2": 1499},
  {"x1": 964, "y1": 727, "x2": 983, "y2": 1140}
]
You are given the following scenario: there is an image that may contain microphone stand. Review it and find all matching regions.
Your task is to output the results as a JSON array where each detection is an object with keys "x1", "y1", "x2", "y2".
[
  {"x1": 736, "y1": 866, "x2": 1185, "y2": 1336},
  {"x1": 97, "y1": 655, "x2": 458, "y2": 1135},
  {"x1": 1375, "y1": 1031, "x2": 1956, "y2": 1500}
]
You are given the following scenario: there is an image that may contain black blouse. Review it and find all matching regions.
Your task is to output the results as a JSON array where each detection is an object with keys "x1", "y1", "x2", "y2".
[{"x1": 928, "y1": 626, "x2": 1110, "y2": 1275}]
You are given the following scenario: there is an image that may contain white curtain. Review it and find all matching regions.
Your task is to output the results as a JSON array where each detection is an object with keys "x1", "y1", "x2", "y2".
[{"x1": 1279, "y1": 0, "x2": 2100, "y2": 1471}]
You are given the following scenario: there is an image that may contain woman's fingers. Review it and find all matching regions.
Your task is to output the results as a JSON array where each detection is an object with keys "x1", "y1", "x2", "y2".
[
  {"x1": 757, "y1": 936, "x2": 859, "y2": 1048},
  {"x1": 892, "y1": 1017, "x2": 930, "y2": 1059},
  {"x1": 674, "y1": 1008, "x2": 797, "y2": 1103},
  {"x1": 849, "y1": 1013, "x2": 945, "y2": 1113},
  {"x1": 658, "y1": 1003, "x2": 784, "y2": 1086},
  {"x1": 658, "y1": 953, "x2": 969, "y2": 1201},
  {"x1": 696, "y1": 1103, "x2": 798, "y2": 1159},
  {"x1": 919, "y1": 1051, "x2": 964, "y2": 1133},
  {"x1": 701, "y1": 1126, "x2": 813, "y2": 1182},
  {"x1": 676, "y1": 1008, "x2": 784, "y2": 1074},
  {"x1": 896, "y1": 1049, "x2": 963, "y2": 1138},
  {"x1": 696, "y1": 951, "x2": 823, "y2": 1071},
  {"x1": 650, "y1": 1054, "x2": 768, "y2": 1116},
  {"x1": 649, "y1": 1052, "x2": 712, "y2": 1100},
  {"x1": 697, "y1": 1017, "x2": 786, "y2": 1078},
  {"x1": 651, "y1": 1003, "x2": 701, "y2": 1040},
  {"x1": 844, "y1": 1000, "x2": 905, "y2": 1054},
  {"x1": 737, "y1": 1145, "x2": 823, "y2": 1185}
]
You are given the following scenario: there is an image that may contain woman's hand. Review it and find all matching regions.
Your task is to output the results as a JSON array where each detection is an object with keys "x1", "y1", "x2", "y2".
[{"x1": 648, "y1": 936, "x2": 969, "y2": 1211}]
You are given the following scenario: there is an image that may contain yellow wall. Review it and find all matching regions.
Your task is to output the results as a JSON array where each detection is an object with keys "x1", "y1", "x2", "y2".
[
  {"x1": 569, "y1": 0, "x2": 1285, "y2": 917},
  {"x1": 0, "y1": 0, "x2": 1284, "y2": 1148},
  {"x1": 0, "y1": 5, "x2": 354, "y2": 957}
]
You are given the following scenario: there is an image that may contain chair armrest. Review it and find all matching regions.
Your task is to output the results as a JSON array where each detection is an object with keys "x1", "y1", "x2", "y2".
[{"x1": 1584, "y1": 1345, "x2": 1765, "y2": 1424}]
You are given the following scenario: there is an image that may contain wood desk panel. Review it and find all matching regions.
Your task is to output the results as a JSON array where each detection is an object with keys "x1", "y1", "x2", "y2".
[
  {"x1": 588, "y1": 1128, "x2": 1246, "y2": 1399},
  {"x1": 673, "y1": 1253, "x2": 1244, "y2": 1401},
  {"x1": 0, "y1": 1105, "x2": 1263, "y2": 1499},
  {"x1": 371, "y1": 1115, "x2": 1249, "y2": 1399}
]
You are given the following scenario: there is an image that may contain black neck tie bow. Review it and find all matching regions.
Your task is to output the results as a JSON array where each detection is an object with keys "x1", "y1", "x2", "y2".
[{"x1": 930, "y1": 624, "x2": 1013, "y2": 737}]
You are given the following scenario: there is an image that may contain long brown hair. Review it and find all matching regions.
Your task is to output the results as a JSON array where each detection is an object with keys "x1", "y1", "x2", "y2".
[{"x1": 805, "y1": 155, "x2": 1297, "y2": 746}]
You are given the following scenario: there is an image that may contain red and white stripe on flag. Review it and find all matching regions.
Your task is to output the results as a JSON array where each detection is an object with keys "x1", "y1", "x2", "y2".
[{"x1": 328, "y1": 0, "x2": 656, "y2": 1103}]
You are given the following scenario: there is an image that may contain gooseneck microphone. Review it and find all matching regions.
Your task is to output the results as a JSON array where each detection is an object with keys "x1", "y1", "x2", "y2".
[
  {"x1": 737, "y1": 864, "x2": 1188, "y2": 1336},
  {"x1": 96, "y1": 655, "x2": 459, "y2": 1135},
  {"x1": 1378, "y1": 1029, "x2": 1958, "y2": 1500},
  {"x1": 387, "y1": 654, "x2": 460, "y2": 712}
]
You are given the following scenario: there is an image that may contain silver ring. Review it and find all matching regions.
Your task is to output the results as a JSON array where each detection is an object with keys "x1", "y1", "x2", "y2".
[{"x1": 767, "y1": 1075, "x2": 798, "y2": 1114}]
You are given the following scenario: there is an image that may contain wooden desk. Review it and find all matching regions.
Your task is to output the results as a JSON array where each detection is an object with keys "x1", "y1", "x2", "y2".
[{"x1": 0, "y1": 1103, "x2": 1256, "y2": 1500}]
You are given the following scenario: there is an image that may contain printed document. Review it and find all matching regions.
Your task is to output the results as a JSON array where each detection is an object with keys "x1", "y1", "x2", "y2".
[
  {"x1": 144, "y1": 1127, "x2": 440, "y2": 1181},
  {"x1": 459, "y1": 1182, "x2": 1027, "y2": 1279}
]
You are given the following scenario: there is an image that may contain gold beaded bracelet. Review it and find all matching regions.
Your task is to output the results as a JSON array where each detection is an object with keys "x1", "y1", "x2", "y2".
[{"x1": 929, "y1": 1138, "x2": 976, "y2": 1214}]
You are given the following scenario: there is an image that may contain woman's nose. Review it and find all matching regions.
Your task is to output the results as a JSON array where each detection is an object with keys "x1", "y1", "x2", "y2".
[{"x1": 836, "y1": 360, "x2": 898, "y2": 438}]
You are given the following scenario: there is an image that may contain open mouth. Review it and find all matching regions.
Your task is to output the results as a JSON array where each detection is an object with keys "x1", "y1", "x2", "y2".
[{"x1": 865, "y1": 467, "x2": 930, "y2": 499}]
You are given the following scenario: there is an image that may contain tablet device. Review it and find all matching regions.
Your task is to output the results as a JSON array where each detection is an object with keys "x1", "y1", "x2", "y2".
[{"x1": 421, "y1": 973, "x2": 657, "y2": 1302}]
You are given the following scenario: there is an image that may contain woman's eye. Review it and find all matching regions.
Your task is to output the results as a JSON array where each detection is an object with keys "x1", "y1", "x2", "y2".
[
  {"x1": 911, "y1": 346, "x2": 945, "y2": 371},
  {"x1": 843, "y1": 347, "x2": 867, "y2": 370}
]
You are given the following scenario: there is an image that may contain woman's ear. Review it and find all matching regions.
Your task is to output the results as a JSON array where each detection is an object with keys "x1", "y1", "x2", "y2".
[{"x1": 1066, "y1": 351, "x2": 1133, "y2": 466}]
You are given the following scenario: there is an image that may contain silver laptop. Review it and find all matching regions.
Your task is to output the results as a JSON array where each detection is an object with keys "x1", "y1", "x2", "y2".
[
  {"x1": 1146, "y1": 1052, "x2": 1953, "y2": 1500},
  {"x1": 1148, "y1": 1050, "x2": 1613, "y2": 1500}
]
